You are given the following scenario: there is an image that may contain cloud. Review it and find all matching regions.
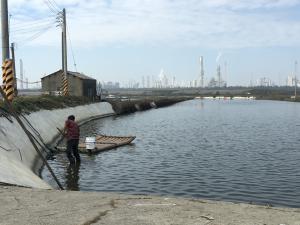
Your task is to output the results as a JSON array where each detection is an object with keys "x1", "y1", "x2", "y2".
[
  {"x1": 202, "y1": 0, "x2": 300, "y2": 9},
  {"x1": 7, "y1": 0, "x2": 300, "y2": 49}
]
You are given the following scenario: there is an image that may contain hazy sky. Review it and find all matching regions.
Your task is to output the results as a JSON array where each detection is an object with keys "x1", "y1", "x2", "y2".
[{"x1": 6, "y1": 0, "x2": 300, "y2": 86}]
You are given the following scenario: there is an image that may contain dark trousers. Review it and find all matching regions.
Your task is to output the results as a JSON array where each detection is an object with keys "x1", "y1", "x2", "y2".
[{"x1": 66, "y1": 139, "x2": 80, "y2": 163}]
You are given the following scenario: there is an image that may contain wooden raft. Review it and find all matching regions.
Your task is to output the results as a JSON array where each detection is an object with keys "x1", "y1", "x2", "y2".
[
  {"x1": 56, "y1": 135, "x2": 135, "y2": 154},
  {"x1": 79, "y1": 135, "x2": 135, "y2": 154}
]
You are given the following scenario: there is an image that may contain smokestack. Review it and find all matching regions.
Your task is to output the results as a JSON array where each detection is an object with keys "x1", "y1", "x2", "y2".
[
  {"x1": 199, "y1": 56, "x2": 204, "y2": 88},
  {"x1": 217, "y1": 65, "x2": 221, "y2": 87}
]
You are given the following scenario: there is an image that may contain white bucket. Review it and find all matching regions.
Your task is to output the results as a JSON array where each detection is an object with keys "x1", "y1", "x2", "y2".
[{"x1": 85, "y1": 137, "x2": 96, "y2": 150}]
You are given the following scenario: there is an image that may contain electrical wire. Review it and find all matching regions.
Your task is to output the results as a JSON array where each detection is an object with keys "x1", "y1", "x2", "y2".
[
  {"x1": 67, "y1": 26, "x2": 78, "y2": 72},
  {"x1": 43, "y1": 0, "x2": 60, "y2": 15},
  {"x1": 47, "y1": 0, "x2": 61, "y2": 11},
  {"x1": 51, "y1": 0, "x2": 61, "y2": 10},
  {"x1": 15, "y1": 24, "x2": 55, "y2": 47},
  {"x1": 11, "y1": 21, "x2": 56, "y2": 35},
  {"x1": 16, "y1": 78, "x2": 41, "y2": 84},
  {"x1": 10, "y1": 15, "x2": 58, "y2": 47},
  {"x1": 11, "y1": 16, "x2": 56, "y2": 29},
  {"x1": 10, "y1": 0, "x2": 61, "y2": 45},
  {"x1": 12, "y1": 18, "x2": 56, "y2": 30}
]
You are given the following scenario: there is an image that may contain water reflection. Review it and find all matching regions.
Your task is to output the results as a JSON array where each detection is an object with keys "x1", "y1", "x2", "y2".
[
  {"x1": 43, "y1": 100, "x2": 300, "y2": 208},
  {"x1": 199, "y1": 101, "x2": 204, "y2": 109},
  {"x1": 65, "y1": 163, "x2": 80, "y2": 191}
]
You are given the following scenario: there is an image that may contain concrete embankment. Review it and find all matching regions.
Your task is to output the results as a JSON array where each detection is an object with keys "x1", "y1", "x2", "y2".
[
  {"x1": 0, "y1": 96, "x2": 189, "y2": 189},
  {"x1": 0, "y1": 102, "x2": 114, "y2": 189},
  {"x1": 0, "y1": 97, "x2": 188, "y2": 189},
  {"x1": 1, "y1": 186, "x2": 300, "y2": 225}
]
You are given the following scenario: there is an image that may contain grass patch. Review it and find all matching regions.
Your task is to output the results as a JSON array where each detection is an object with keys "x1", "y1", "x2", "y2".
[{"x1": 0, "y1": 95, "x2": 96, "y2": 114}]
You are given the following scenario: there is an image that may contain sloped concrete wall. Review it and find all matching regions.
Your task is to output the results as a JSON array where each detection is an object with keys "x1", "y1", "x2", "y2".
[{"x1": 0, "y1": 102, "x2": 114, "y2": 189}]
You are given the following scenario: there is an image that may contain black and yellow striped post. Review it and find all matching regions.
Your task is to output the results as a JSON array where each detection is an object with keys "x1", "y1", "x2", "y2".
[
  {"x1": 1, "y1": 60, "x2": 7, "y2": 93},
  {"x1": 61, "y1": 72, "x2": 69, "y2": 96},
  {"x1": 2, "y1": 59, "x2": 14, "y2": 101}
]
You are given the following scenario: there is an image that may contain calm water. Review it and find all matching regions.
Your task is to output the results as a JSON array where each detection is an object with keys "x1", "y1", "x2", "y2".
[{"x1": 42, "y1": 100, "x2": 300, "y2": 208}]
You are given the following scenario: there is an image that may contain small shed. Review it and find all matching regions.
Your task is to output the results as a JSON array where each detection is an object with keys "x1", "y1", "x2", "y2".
[{"x1": 41, "y1": 70, "x2": 96, "y2": 98}]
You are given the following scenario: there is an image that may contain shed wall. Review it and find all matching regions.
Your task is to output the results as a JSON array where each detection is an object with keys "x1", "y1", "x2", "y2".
[{"x1": 42, "y1": 72, "x2": 96, "y2": 97}]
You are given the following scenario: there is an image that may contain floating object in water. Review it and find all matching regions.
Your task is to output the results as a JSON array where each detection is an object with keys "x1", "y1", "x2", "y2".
[
  {"x1": 55, "y1": 135, "x2": 135, "y2": 154},
  {"x1": 85, "y1": 137, "x2": 96, "y2": 150},
  {"x1": 79, "y1": 135, "x2": 135, "y2": 154},
  {"x1": 150, "y1": 101, "x2": 157, "y2": 108}
]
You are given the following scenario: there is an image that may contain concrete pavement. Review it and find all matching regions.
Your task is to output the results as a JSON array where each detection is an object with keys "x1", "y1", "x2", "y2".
[{"x1": 0, "y1": 186, "x2": 300, "y2": 225}]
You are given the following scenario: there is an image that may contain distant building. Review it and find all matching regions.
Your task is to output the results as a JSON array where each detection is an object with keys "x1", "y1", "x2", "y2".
[
  {"x1": 159, "y1": 69, "x2": 169, "y2": 88},
  {"x1": 199, "y1": 56, "x2": 204, "y2": 88},
  {"x1": 287, "y1": 75, "x2": 294, "y2": 86},
  {"x1": 207, "y1": 77, "x2": 217, "y2": 88},
  {"x1": 147, "y1": 76, "x2": 150, "y2": 88},
  {"x1": 41, "y1": 70, "x2": 96, "y2": 98},
  {"x1": 193, "y1": 80, "x2": 197, "y2": 87},
  {"x1": 102, "y1": 81, "x2": 120, "y2": 89},
  {"x1": 258, "y1": 77, "x2": 272, "y2": 87},
  {"x1": 206, "y1": 65, "x2": 227, "y2": 88}
]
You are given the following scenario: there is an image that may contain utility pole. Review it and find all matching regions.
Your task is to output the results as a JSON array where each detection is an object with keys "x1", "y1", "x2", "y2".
[
  {"x1": 59, "y1": 8, "x2": 69, "y2": 95},
  {"x1": 10, "y1": 42, "x2": 17, "y2": 95},
  {"x1": 62, "y1": 32, "x2": 64, "y2": 72},
  {"x1": 1, "y1": 0, "x2": 10, "y2": 63},
  {"x1": 62, "y1": 8, "x2": 67, "y2": 77}
]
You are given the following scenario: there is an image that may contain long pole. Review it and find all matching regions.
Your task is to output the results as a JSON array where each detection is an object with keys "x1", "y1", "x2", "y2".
[
  {"x1": 62, "y1": 32, "x2": 64, "y2": 72},
  {"x1": 62, "y1": 8, "x2": 67, "y2": 77},
  {"x1": 1, "y1": 0, "x2": 10, "y2": 63},
  {"x1": 0, "y1": 86, "x2": 64, "y2": 190}
]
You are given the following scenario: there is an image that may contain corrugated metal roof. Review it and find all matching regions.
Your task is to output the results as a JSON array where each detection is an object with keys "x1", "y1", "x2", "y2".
[{"x1": 41, "y1": 70, "x2": 96, "y2": 80}]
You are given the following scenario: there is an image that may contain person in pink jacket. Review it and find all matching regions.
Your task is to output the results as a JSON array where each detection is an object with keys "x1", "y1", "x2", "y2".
[{"x1": 64, "y1": 115, "x2": 80, "y2": 164}]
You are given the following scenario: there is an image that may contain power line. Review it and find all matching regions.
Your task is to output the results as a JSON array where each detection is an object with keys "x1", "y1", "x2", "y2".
[
  {"x1": 16, "y1": 78, "x2": 41, "y2": 84},
  {"x1": 11, "y1": 21, "x2": 55, "y2": 33},
  {"x1": 12, "y1": 23, "x2": 54, "y2": 40},
  {"x1": 15, "y1": 24, "x2": 55, "y2": 47},
  {"x1": 43, "y1": 0, "x2": 60, "y2": 15},
  {"x1": 48, "y1": 0, "x2": 61, "y2": 11},
  {"x1": 46, "y1": 0, "x2": 60, "y2": 12},
  {"x1": 67, "y1": 26, "x2": 78, "y2": 72},
  {"x1": 10, "y1": 16, "x2": 56, "y2": 28},
  {"x1": 9, "y1": 15, "x2": 58, "y2": 48},
  {"x1": 11, "y1": 21, "x2": 56, "y2": 34},
  {"x1": 9, "y1": 15, "x2": 58, "y2": 47}
]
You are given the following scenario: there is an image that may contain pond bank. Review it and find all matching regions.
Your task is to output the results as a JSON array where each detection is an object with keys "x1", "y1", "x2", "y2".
[
  {"x1": 0, "y1": 96, "x2": 192, "y2": 189},
  {"x1": 1, "y1": 185, "x2": 299, "y2": 225},
  {"x1": 0, "y1": 102, "x2": 114, "y2": 188},
  {"x1": 107, "y1": 96, "x2": 193, "y2": 114},
  {"x1": 2, "y1": 98, "x2": 300, "y2": 224}
]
